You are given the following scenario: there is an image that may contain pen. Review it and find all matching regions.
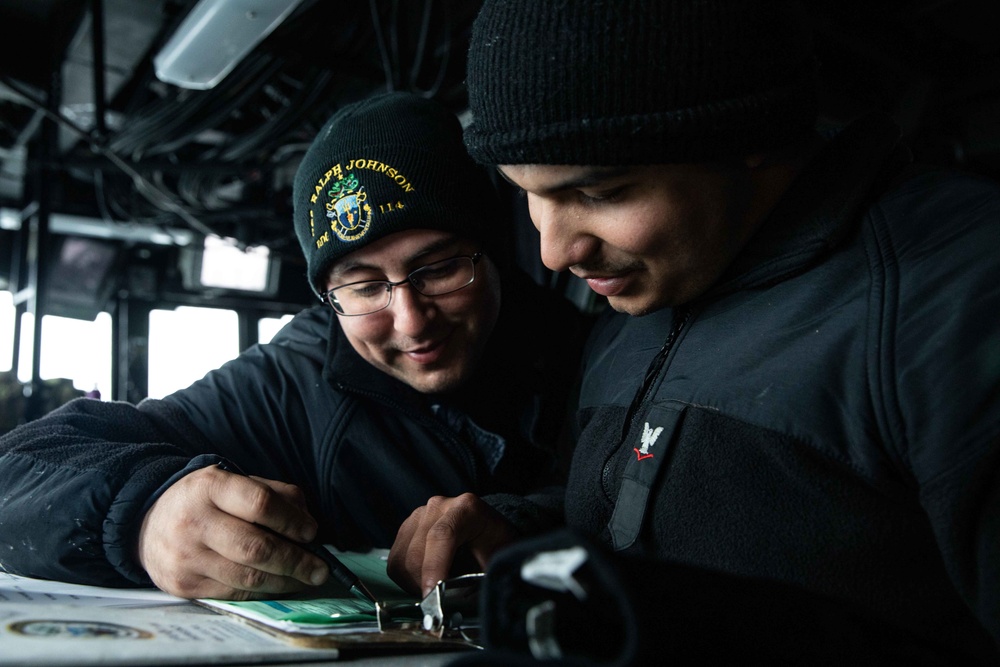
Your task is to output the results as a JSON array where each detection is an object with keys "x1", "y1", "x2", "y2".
[
  {"x1": 299, "y1": 540, "x2": 378, "y2": 605},
  {"x1": 215, "y1": 461, "x2": 378, "y2": 605}
]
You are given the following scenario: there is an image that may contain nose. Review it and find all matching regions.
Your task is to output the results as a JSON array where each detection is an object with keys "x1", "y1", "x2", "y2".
[
  {"x1": 528, "y1": 195, "x2": 598, "y2": 272},
  {"x1": 389, "y1": 282, "x2": 435, "y2": 337}
]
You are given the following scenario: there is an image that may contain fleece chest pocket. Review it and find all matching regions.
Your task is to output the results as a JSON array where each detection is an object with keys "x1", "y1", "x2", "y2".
[{"x1": 607, "y1": 402, "x2": 687, "y2": 551}]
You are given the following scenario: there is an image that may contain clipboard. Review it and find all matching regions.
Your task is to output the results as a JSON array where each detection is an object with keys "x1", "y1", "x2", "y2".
[{"x1": 195, "y1": 549, "x2": 482, "y2": 654}]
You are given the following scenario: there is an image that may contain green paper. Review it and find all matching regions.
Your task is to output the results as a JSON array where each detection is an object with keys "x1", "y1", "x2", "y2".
[{"x1": 199, "y1": 550, "x2": 419, "y2": 634}]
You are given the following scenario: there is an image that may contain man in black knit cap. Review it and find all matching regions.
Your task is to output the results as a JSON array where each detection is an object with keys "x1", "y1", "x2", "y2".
[
  {"x1": 0, "y1": 92, "x2": 587, "y2": 601},
  {"x1": 388, "y1": 0, "x2": 1000, "y2": 663}
]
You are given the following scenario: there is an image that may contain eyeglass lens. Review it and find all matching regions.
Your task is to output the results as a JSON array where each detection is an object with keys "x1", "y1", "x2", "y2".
[{"x1": 327, "y1": 255, "x2": 478, "y2": 315}]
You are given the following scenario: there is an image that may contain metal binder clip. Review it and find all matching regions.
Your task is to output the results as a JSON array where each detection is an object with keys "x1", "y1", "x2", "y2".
[{"x1": 376, "y1": 572, "x2": 484, "y2": 641}]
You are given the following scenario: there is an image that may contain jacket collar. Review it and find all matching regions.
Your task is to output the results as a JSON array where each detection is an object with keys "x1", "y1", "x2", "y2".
[
  {"x1": 709, "y1": 112, "x2": 911, "y2": 297},
  {"x1": 322, "y1": 314, "x2": 431, "y2": 413}
]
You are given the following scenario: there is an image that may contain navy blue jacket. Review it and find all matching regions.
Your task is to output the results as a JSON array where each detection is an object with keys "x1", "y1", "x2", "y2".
[{"x1": 0, "y1": 269, "x2": 588, "y2": 588}]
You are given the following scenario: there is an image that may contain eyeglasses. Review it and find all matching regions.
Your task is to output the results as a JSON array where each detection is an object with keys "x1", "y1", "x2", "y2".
[{"x1": 320, "y1": 253, "x2": 483, "y2": 316}]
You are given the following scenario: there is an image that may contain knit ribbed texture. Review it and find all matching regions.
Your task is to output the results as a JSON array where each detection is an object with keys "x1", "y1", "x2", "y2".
[
  {"x1": 294, "y1": 92, "x2": 500, "y2": 296},
  {"x1": 464, "y1": 0, "x2": 818, "y2": 165}
]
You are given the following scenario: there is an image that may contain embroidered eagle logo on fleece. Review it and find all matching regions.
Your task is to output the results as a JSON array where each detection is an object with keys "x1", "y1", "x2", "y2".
[{"x1": 634, "y1": 421, "x2": 664, "y2": 461}]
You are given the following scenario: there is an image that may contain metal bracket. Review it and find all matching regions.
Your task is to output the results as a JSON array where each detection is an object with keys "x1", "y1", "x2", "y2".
[{"x1": 376, "y1": 572, "x2": 484, "y2": 644}]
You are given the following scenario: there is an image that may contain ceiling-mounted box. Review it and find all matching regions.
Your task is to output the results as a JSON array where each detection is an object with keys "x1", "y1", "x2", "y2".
[{"x1": 153, "y1": 0, "x2": 306, "y2": 90}]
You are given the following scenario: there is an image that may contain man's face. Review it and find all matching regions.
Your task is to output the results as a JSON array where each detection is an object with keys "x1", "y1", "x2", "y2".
[
  {"x1": 324, "y1": 229, "x2": 501, "y2": 394},
  {"x1": 499, "y1": 162, "x2": 760, "y2": 315}
]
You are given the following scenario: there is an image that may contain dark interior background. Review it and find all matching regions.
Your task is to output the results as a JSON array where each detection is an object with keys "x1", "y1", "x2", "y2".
[{"x1": 0, "y1": 0, "x2": 998, "y2": 404}]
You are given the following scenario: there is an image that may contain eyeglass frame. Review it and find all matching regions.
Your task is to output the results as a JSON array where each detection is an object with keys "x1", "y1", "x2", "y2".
[{"x1": 319, "y1": 252, "x2": 483, "y2": 316}]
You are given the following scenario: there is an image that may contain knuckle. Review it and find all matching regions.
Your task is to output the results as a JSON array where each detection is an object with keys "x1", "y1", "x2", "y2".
[
  {"x1": 291, "y1": 551, "x2": 321, "y2": 580},
  {"x1": 284, "y1": 483, "x2": 307, "y2": 504},
  {"x1": 427, "y1": 518, "x2": 459, "y2": 540},
  {"x1": 200, "y1": 464, "x2": 230, "y2": 492},
  {"x1": 242, "y1": 484, "x2": 275, "y2": 518},
  {"x1": 394, "y1": 508, "x2": 423, "y2": 538},
  {"x1": 452, "y1": 493, "x2": 481, "y2": 513},
  {"x1": 170, "y1": 510, "x2": 202, "y2": 535},
  {"x1": 424, "y1": 493, "x2": 481, "y2": 522},
  {"x1": 160, "y1": 572, "x2": 204, "y2": 598},
  {"x1": 424, "y1": 495, "x2": 448, "y2": 512},
  {"x1": 238, "y1": 533, "x2": 277, "y2": 566},
  {"x1": 232, "y1": 565, "x2": 271, "y2": 591},
  {"x1": 229, "y1": 588, "x2": 259, "y2": 602}
]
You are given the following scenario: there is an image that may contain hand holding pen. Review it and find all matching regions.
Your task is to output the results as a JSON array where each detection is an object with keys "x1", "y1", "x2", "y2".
[
  {"x1": 136, "y1": 461, "x2": 348, "y2": 600},
  {"x1": 216, "y1": 460, "x2": 377, "y2": 604}
]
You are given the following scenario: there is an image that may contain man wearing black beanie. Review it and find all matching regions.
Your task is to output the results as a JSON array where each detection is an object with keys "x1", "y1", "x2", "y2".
[
  {"x1": 0, "y1": 92, "x2": 588, "y2": 602},
  {"x1": 389, "y1": 0, "x2": 1000, "y2": 663}
]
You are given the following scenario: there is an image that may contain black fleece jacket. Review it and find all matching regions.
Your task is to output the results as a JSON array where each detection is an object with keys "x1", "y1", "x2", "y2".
[{"x1": 472, "y1": 114, "x2": 1000, "y2": 665}]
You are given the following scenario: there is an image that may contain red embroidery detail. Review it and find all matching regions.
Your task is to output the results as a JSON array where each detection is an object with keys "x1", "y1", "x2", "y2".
[{"x1": 634, "y1": 448, "x2": 654, "y2": 461}]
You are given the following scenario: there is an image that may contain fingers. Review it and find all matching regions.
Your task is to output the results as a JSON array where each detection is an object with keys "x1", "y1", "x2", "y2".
[
  {"x1": 218, "y1": 473, "x2": 317, "y2": 544},
  {"x1": 387, "y1": 506, "x2": 429, "y2": 595},
  {"x1": 200, "y1": 510, "x2": 329, "y2": 590},
  {"x1": 387, "y1": 493, "x2": 517, "y2": 596},
  {"x1": 210, "y1": 470, "x2": 331, "y2": 587},
  {"x1": 144, "y1": 539, "x2": 312, "y2": 600},
  {"x1": 417, "y1": 495, "x2": 478, "y2": 592},
  {"x1": 137, "y1": 465, "x2": 329, "y2": 599}
]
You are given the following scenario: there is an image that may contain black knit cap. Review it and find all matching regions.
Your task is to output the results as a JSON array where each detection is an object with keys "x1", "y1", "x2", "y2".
[
  {"x1": 464, "y1": 0, "x2": 818, "y2": 165},
  {"x1": 294, "y1": 92, "x2": 501, "y2": 297}
]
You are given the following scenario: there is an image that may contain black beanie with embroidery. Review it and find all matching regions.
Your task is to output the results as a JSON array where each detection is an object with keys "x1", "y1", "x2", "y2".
[
  {"x1": 293, "y1": 92, "x2": 502, "y2": 297},
  {"x1": 464, "y1": 0, "x2": 818, "y2": 166}
]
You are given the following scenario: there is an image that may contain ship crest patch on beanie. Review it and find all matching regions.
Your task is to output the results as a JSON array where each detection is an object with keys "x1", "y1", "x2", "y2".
[
  {"x1": 308, "y1": 158, "x2": 415, "y2": 250},
  {"x1": 318, "y1": 169, "x2": 372, "y2": 245}
]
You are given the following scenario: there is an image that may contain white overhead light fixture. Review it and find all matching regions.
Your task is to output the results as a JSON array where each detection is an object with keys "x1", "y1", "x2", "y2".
[{"x1": 153, "y1": 0, "x2": 306, "y2": 90}]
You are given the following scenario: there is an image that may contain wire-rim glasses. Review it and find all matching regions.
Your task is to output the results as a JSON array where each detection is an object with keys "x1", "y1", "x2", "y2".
[{"x1": 320, "y1": 252, "x2": 483, "y2": 316}]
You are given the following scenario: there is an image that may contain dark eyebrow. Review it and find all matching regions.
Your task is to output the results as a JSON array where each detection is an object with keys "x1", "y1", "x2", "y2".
[
  {"x1": 328, "y1": 234, "x2": 466, "y2": 280},
  {"x1": 498, "y1": 166, "x2": 631, "y2": 196}
]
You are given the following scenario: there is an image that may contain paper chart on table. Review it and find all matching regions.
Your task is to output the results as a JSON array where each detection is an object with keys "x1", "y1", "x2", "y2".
[
  {"x1": 0, "y1": 569, "x2": 187, "y2": 607},
  {"x1": 0, "y1": 601, "x2": 341, "y2": 665}
]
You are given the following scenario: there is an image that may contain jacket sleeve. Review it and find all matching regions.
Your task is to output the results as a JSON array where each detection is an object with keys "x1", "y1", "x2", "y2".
[
  {"x1": 878, "y1": 171, "x2": 1000, "y2": 643},
  {"x1": 483, "y1": 485, "x2": 565, "y2": 537},
  {"x1": 0, "y1": 397, "x2": 214, "y2": 586},
  {"x1": 0, "y1": 307, "x2": 331, "y2": 588}
]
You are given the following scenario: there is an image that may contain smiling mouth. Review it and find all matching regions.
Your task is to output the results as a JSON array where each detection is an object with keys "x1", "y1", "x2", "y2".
[
  {"x1": 577, "y1": 273, "x2": 632, "y2": 298},
  {"x1": 403, "y1": 337, "x2": 449, "y2": 364}
]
